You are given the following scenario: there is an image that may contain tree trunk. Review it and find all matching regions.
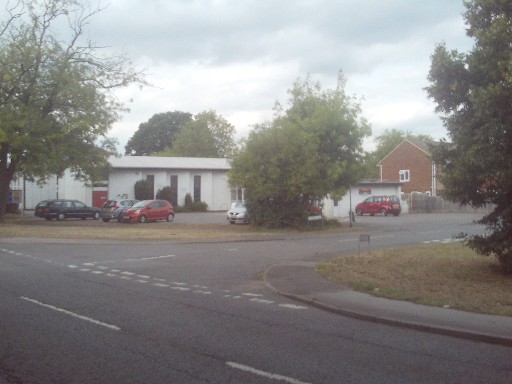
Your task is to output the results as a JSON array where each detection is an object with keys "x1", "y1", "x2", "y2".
[{"x1": 0, "y1": 144, "x2": 16, "y2": 221}]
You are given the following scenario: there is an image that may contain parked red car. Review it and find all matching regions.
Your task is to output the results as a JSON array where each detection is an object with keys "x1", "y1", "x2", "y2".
[
  {"x1": 121, "y1": 199, "x2": 175, "y2": 223},
  {"x1": 355, "y1": 195, "x2": 401, "y2": 216}
]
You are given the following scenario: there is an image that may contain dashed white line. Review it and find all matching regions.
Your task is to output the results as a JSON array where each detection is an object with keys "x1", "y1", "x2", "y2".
[
  {"x1": 20, "y1": 296, "x2": 121, "y2": 331},
  {"x1": 128, "y1": 255, "x2": 176, "y2": 261},
  {"x1": 226, "y1": 362, "x2": 312, "y2": 384},
  {"x1": 279, "y1": 304, "x2": 308, "y2": 310},
  {"x1": 65, "y1": 264, "x2": 307, "y2": 311},
  {"x1": 250, "y1": 298, "x2": 274, "y2": 305}
]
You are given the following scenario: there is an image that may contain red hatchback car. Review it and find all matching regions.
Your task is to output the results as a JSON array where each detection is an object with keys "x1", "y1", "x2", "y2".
[
  {"x1": 121, "y1": 199, "x2": 175, "y2": 223},
  {"x1": 355, "y1": 195, "x2": 401, "y2": 216}
]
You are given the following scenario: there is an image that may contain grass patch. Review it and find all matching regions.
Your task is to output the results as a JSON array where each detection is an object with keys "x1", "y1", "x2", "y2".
[
  {"x1": 0, "y1": 215, "x2": 277, "y2": 241},
  {"x1": 316, "y1": 242, "x2": 512, "y2": 317}
]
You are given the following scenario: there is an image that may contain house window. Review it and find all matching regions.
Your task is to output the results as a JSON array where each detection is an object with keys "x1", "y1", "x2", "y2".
[
  {"x1": 399, "y1": 170, "x2": 410, "y2": 182},
  {"x1": 193, "y1": 175, "x2": 201, "y2": 202},
  {"x1": 170, "y1": 175, "x2": 178, "y2": 206}
]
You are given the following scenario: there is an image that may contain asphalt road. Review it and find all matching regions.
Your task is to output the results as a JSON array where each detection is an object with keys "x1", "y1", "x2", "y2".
[{"x1": 1, "y1": 213, "x2": 511, "y2": 383}]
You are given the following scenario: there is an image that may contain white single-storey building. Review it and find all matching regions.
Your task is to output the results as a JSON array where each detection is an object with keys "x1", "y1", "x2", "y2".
[
  {"x1": 323, "y1": 181, "x2": 406, "y2": 218},
  {"x1": 19, "y1": 156, "x2": 233, "y2": 212},
  {"x1": 106, "y1": 156, "x2": 232, "y2": 211}
]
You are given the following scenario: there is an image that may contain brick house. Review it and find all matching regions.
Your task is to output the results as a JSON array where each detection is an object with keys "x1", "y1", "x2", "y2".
[{"x1": 378, "y1": 139, "x2": 440, "y2": 195}]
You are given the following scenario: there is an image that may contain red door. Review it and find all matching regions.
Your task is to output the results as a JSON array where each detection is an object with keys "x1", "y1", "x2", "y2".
[{"x1": 93, "y1": 190, "x2": 108, "y2": 208}]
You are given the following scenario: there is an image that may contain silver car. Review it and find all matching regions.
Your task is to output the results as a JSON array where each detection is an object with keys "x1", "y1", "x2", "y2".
[
  {"x1": 100, "y1": 199, "x2": 139, "y2": 222},
  {"x1": 227, "y1": 201, "x2": 249, "y2": 224}
]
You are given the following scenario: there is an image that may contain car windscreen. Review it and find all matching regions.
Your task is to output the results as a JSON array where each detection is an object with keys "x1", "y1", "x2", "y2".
[{"x1": 132, "y1": 200, "x2": 149, "y2": 208}]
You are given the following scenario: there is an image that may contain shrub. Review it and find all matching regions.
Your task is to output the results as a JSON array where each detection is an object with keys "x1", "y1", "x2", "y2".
[
  {"x1": 175, "y1": 193, "x2": 208, "y2": 212},
  {"x1": 134, "y1": 180, "x2": 153, "y2": 200},
  {"x1": 156, "y1": 186, "x2": 175, "y2": 204}
]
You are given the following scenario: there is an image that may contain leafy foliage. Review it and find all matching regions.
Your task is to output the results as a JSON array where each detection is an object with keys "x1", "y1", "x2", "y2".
[
  {"x1": 125, "y1": 111, "x2": 192, "y2": 155},
  {"x1": 0, "y1": 0, "x2": 145, "y2": 219},
  {"x1": 134, "y1": 180, "x2": 153, "y2": 200},
  {"x1": 156, "y1": 186, "x2": 175, "y2": 205},
  {"x1": 174, "y1": 193, "x2": 208, "y2": 212},
  {"x1": 229, "y1": 73, "x2": 371, "y2": 227},
  {"x1": 154, "y1": 110, "x2": 236, "y2": 158},
  {"x1": 426, "y1": 0, "x2": 512, "y2": 272}
]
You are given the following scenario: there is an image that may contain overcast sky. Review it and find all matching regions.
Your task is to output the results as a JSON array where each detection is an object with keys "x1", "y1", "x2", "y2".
[{"x1": 14, "y1": 0, "x2": 476, "y2": 152}]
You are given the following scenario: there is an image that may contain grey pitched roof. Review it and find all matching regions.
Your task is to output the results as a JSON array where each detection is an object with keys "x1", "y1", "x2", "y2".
[{"x1": 109, "y1": 156, "x2": 231, "y2": 171}]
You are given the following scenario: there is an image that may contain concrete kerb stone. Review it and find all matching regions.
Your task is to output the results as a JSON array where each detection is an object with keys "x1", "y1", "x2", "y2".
[{"x1": 263, "y1": 262, "x2": 512, "y2": 347}]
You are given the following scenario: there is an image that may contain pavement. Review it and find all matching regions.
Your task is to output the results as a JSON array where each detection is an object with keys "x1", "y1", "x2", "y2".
[{"x1": 263, "y1": 261, "x2": 512, "y2": 347}]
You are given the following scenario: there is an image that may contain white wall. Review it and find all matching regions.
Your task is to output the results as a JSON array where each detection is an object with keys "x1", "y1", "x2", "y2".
[
  {"x1": 108, "y1": 168, "x2": 231, "y2": 211},
  {"x1": 22, "y1": 170, "x2": 93, "y2": 209},
  {"x1": 324, "y1": 184, "x2": 403, "y2": 219}
]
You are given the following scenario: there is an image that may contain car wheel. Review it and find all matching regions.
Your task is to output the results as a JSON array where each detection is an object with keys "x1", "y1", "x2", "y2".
[
  {"x1": 166, "y1": 214, "x2": 174, "y2": 222},
  {"x1": 45, "y1": 217, "x2": 52, "y2": 221},
  {"x1": 380, "y1": 208, "x2": 387, "y2": 216},
  {"x1": 355, "y1": 208, "x2": 363, "y2": 216},
  {"x1": 393, "y1": 212, "x2": 400, "y2": 216},
  {"x1": 229, "y1": 221, "x2": 235, "y2": 224},
  {"x1": 102, "y1": 218, "x2": 110, "y2": 222},
  {"x1": 139, "y1": 215, "x2": 147, "y2": 223},
  {"x1": 57, "y1": 213, "x2": 65, "y2": 221},
  {"x1": 93, "y1": 212, "x2": 100, "y2": 220}
]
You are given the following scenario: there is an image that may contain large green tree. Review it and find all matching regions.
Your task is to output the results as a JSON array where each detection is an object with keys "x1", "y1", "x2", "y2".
[
  {"x1": 229, "y1": 73, "x2": 371, "y2": 227},
  {"x1": 157, "y1": 110, "x2": 236, "y2": 158},
  {"x1": 124, "y1": 111, "x2": 192, "y2": 155},
  {"x1": 426, "y1": 0, "x2": 512, "y2": 272},
  {"x1": 0, "y1": 0, "x2": 145, "y2": 219}
]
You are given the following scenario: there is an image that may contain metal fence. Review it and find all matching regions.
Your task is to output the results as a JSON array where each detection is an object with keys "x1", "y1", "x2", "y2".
[{"x1": 404, "y1": 193, "x2": 494, "y2": 214}]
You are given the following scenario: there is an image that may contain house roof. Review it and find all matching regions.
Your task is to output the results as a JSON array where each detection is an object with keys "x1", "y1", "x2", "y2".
[
  {"x1": 377, "y1": 138, "x2": 432, "y2": 165},
  {"x1": 109, "y1": 156, "x2": 231, "y2": 171}
]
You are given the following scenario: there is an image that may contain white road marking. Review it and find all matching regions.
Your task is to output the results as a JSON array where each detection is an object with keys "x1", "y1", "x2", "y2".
[
  {"x1": 250, "y1": 298, "x2": 274, "y2": 304},
  {"x1": 128, "y1": 255, "x2": 176, "y2": 261},
  {"x1": 278, "y1": 304, "x2": 308, "y2": 310},
  {"x1": 65, "y1": 262, "x2": 309, "y2": 311},
  {"x1": 20, "y1": 297, "x2": 121, "y2": 331},
  {"x1": 226, "y1": 362, "x2": 312, "y2": 384}
]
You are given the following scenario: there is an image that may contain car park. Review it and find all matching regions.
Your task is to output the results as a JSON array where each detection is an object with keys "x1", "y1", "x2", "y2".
[
  {"x1": 100, "y1": 199, "x2": 139, "y2": 222},
  {"x1": 227, "y1": 201, "x2": 248, "y2": 224},
  {"x1": 34, "y1": 199, "x2": 100, "y2": 221},
  {"x1": 355, "y1": 195, "x2": 401, "y2": 216},
  {"x1": 121, "y1": 199, "x2": 175, "y2": 223}
]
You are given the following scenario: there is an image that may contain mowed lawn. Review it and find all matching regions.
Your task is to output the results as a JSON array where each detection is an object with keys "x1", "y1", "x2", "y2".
[{"x1": 317, "y1": 242, "x2": 512, "y2": 317}]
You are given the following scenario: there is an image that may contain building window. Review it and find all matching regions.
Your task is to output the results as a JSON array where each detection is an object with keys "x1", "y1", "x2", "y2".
[
  {"x1": 146, "y1": 175, "x2": 155, "y2": 198},
  {"x1": 399, "y1": 170, "x2": 410, "y2": 182},
  {"x1": 193, "y1": 175, "x2": 201, "y2": 202},
  {"x1": 170, "y1": 175, "x2": 178, "y2": 206}
]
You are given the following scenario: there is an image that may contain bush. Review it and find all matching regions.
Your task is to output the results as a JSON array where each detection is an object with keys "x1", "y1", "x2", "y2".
[
  {"x1": 134, "y1": 180, "x2": 153, "y2": 200},
  {"x1": 156, "y1": 186, "x2": 175, "y2": 204},
  {"x1": 174, "y1": 193, "x2": 208, "y2": 212}
]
